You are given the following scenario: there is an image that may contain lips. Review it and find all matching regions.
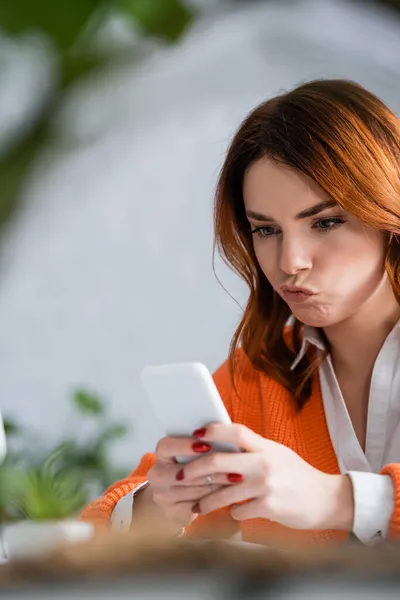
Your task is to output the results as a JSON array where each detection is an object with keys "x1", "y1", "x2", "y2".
[
  {"x1": 280, "y1": 285, "x2": 315, "y2": 295},
  {"x1": 280, "y1": 285, "x2": 316, "y2": 304},
  {"x1": 282, "y1": 290, "x2": 313, "y2": 303}
]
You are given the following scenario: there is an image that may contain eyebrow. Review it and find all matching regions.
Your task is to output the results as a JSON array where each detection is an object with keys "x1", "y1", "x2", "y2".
[{"x1": 246, "y1": 199, "x2": 338, "y2": 222}]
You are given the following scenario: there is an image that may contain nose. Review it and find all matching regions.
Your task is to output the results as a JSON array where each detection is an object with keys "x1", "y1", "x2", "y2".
[{"x1": 278, "y1": 235, "x2": 312, "y2": 276}]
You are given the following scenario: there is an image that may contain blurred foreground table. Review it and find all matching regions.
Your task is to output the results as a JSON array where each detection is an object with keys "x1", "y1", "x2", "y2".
[{"x1": 1, "y1": 529, "x2": 400, "y2": 599}]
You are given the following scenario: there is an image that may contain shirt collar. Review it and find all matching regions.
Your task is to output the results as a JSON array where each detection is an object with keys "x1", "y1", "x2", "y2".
[{"x1": 290, "y1": 325, "x2": 326, "y2": 371}]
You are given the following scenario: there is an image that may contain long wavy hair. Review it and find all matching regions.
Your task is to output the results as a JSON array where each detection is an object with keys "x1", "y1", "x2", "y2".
[{"x1": 214, "y1": 79, "x2": 400, "y2": 408}]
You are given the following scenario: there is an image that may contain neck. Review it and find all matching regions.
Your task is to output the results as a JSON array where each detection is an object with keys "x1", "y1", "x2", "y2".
[{"x1": 322, "y1": 276, "x2": 400, "y2": 375}]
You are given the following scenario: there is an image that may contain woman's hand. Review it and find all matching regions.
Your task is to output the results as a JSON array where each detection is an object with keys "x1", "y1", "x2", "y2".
[
  {"x1": 181, "y1": 423, "x2": 355, "y2": 531},
  {"x1": 146, "y1": 434, "x2": 234, "y2": 529}
]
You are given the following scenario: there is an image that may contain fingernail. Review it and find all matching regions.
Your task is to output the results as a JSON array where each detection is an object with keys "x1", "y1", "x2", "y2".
[
  {"x1": 192, "y1": 427, "x2": 207, "y2": 438},
  {"x1": 176, "y1": 469, "x2": 184, "y2": 481},
  {"x1": 192, "y1": 502, "x2": 201, "y2": 514},
  {"x1": 192, "y1": 442, "x2": 211, "y2": 453},
  {"x1": 227, "y1": 473, "x2": 243, "y2": 483}
]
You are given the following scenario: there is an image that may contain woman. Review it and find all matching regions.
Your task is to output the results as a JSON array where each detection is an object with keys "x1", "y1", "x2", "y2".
[{"x1": 81, "y1": 79, "x2": 400, "y2": 546}]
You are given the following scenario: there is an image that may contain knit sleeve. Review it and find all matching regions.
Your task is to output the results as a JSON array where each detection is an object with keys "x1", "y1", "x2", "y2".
[
  {"x1": 80, "y1": 453, "x2": 156, "y2": 528},
  {"x1": 380, "y1": 463, "x2": 400, "y2": 537}
]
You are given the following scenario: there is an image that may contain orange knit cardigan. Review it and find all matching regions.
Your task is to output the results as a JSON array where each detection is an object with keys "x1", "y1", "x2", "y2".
[{"x1": 80, "y1": 350, "x2": 400, "y2": 545}]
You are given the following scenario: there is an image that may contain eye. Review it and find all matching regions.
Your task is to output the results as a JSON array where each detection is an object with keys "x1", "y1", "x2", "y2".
[
  {"x1": 313, "y1": 217, "x2": 346, "y2": 232},
  {"x1": 250, "y1": 225, "x2": 280, "y2": 238}
]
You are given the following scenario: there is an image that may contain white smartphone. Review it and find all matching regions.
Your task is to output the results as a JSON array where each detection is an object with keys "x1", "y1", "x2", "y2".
[{"x1": 140, "y1": 362, "x2": 240, "y2": 463}]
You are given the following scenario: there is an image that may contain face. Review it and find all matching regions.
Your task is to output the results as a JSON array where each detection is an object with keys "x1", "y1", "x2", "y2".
[{"x1": 243, "y1": 158, "x2": 388, "y2": 328}]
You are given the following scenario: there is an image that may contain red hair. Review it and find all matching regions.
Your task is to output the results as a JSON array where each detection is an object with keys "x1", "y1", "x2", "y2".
[{"x1": 214, "y1": 79, "x2": 400, "y2": 408}]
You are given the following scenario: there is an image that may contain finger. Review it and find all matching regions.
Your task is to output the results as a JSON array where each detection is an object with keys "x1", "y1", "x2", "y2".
[
  {"x1": 155, "y1": 436, "x2": 212, "y2": 464},
  {"x1": 147, "y1": 462, "x2": 185, "y2": 488},
  {"x1": 163, "y1": 501, "x2": 197, "y2": 528},
  {"x1": 230, "y1": 497, "x2": 265, "y2": 521},
  {"x1": 196, "y1": 482, "x2": 259, "y2": 515},
  {"x1": 193, "y1": 423, "x2": 266, "y2": 453},
  {"x1": 161, "y1": 484, "x2": 224, "y2": 504},
  {"x1": 148, "y1": 461, "x2": 231, "y2": 490},
  {"x1": 183, "y1": 450, "x2": 259, "y2": 482},
  {"x1": 187, "y1": 473, "x2": 243, "y2": 487}
]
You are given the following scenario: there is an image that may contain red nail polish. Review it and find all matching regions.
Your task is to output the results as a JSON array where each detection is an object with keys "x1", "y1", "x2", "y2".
[
  {"x1": 176, "y1": 469, "x2": 184, "y2": 481},
  {"x1": 192, "y1": 427, "x2": 207, "y2": 438},
  {"x1": 192, "y1": 442, "x2": 211, "y2": 453},
  {"x1": 227, "y1": 473, "x2": 243, "y2": 483},
  {"x1": 192, "y1": 502, "x2": 201, "y2": 514}
]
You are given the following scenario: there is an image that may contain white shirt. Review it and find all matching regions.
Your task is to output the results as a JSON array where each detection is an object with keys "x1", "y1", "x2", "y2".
[{"x1": 113, "y1": 324, "x2": 399, "y2": 543}]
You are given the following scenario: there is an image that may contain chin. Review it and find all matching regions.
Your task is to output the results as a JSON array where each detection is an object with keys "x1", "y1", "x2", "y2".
[{"x1": 291, "y1": 307, "x2": 335, "y2": 329}]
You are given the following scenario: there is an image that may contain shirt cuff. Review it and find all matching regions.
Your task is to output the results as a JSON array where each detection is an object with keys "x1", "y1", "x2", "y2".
[
  {"x1": 347, "y1": 471, "x2": 394, "y2": 544},
  {"x1": 110, "y1": 481, "x2": 149, "y2": 531}
]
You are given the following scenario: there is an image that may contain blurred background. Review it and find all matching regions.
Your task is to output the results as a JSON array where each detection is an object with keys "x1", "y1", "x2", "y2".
[{"x1": 1, "y1": 0, "x2": 400, "y2": 517}]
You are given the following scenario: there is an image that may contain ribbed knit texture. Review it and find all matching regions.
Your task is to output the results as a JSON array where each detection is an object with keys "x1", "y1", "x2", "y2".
[
  {"x1": 380, "y1": 463, "x2": 400, "y2": 537},
  {"x1": 81, "y1": 349, "x2": 400, "y2": 544}
]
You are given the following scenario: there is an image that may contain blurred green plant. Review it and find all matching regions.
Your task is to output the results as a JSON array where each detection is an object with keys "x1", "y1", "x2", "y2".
[
  {"x1": 0, "y1": 0, "x2": 196, "y2": 227},
  {"x1": 0, "y1": 389, "x2": 128, "y2": 521}
]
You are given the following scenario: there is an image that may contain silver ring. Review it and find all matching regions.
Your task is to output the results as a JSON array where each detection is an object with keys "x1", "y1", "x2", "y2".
[{"x1": 206, "y1": 475, "x2": 214, "y2": 490}]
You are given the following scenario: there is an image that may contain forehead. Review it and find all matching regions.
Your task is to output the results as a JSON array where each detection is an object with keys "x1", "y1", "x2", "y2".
[{"x1": 243, "y1": 158, "x2": 331, "y2": 216}]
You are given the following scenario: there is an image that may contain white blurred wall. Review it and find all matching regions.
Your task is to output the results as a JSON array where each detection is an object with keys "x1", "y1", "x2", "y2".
[{"x1": 1, "y1": 0, "x2": 400, "y2": 466}]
